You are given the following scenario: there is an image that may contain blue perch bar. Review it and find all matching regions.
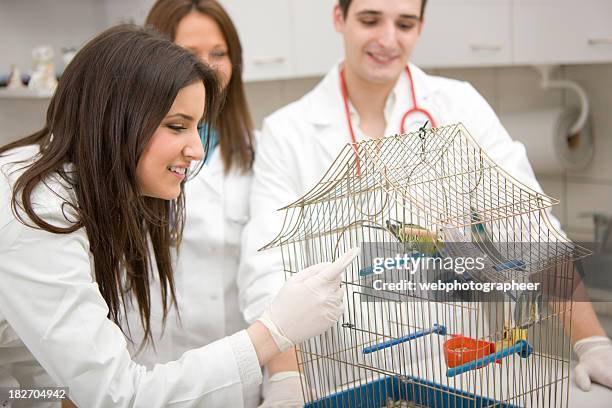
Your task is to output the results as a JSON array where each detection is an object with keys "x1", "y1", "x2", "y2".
[{"x1": 363, "y1": 324, "x2": 447, "y2": 354}]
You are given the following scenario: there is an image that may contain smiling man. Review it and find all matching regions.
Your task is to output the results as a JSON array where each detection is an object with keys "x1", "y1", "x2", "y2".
[{"x1": 240, "y1": 0, "x2": 612, "y2": 404}]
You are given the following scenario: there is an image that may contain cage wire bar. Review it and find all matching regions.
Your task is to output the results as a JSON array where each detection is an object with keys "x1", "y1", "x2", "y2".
[{"x1": 262, "y1": 123, "x2": 590, "y2": 408}]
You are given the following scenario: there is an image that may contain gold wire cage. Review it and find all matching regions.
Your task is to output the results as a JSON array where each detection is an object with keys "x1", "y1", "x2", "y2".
[{"x1": 263, "y1": 123, "x2": 590, "y2": 408}]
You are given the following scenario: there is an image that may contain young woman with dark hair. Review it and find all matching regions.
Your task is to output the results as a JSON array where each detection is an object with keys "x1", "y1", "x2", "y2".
[
  {"x1": 0, "y1": 24, "x2": 356, "y2": 407},
  {"x1": 139, "y1": 2, "x2": 305, "y2": 406}
]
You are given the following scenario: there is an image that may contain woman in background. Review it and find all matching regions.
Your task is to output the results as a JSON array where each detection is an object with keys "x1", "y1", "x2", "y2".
[
  {"x1": 119, "y1": 1, "x2": 303, "y2": 407},
  {"x1": 0, "y1": 24, "x2": 353, "y2": 408}
]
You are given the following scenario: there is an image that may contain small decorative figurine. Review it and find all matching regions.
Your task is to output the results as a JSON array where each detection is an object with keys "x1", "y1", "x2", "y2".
[
  {"x1": 28, "y1": 46, "x2": 58, "y2": 93},
  {"x1": 7, "y1": 65, "x2": 26, "y2": 89}
]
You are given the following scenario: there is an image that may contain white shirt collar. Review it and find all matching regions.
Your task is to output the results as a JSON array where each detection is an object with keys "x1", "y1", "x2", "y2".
[
  {"x1": 304, "y1": 62, "x2": 436, "y2": 128},
  {"x1": 346, "y1": 68, "x2": 411, "y2": 140}
]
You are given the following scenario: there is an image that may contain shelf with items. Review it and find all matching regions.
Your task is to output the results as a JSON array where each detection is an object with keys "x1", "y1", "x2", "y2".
[{"x1": 0, "y1": 88, "x2": 53, "y2": 99}]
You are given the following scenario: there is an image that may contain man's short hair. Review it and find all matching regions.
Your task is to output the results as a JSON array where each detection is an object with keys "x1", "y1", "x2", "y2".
[{"x1": 338, "y1": 0, "x2": 428, "y2": 20}]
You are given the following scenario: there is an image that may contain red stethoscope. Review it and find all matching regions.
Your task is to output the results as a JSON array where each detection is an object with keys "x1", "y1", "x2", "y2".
[{"x1": 340, "y1": 65, "x2": 437, "y2": 174}]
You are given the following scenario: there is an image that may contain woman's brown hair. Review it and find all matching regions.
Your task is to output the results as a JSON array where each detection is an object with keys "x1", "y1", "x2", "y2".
[
  {"x1": 146, "y1": 0, "x2": 254, "y2": 172},
  {"x1": 0, "y1": 24, "x2": 220, "y2": 345}
]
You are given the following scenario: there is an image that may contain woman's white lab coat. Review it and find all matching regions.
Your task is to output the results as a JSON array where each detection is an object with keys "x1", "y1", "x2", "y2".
[
  {"x1": 0, "y1": 146, "x2": 262, "y2": 408},
  {"x1": 122, "y1": 146, "x2": 261, "y2": 407},
  {"x1": 238, "y1": 62, "x2": 562, "y2": 317}
]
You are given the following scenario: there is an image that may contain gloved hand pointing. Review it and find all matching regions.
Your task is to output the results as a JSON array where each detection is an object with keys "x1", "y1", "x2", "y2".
[{"x1": 258, "y1": 248, "x2": 359, "y2": 352}]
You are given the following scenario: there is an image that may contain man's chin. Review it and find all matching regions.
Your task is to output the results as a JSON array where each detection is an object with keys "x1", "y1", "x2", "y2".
[
  {"x1": 363, "y1": 69, "x2": 403, "y2": 86},
  {"x1": 359, "y1": 59, "x2": 403, "y2": 81}
]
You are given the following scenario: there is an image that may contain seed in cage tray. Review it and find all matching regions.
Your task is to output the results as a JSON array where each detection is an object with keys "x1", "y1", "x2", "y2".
[{"x1": 383, "y1": 398, "x2": 418, "y2": 408}]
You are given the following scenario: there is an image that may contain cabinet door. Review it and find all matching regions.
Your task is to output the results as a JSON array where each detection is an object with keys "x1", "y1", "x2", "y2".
[
  {"x1": 220, "y1": 0, "x2": 293, "y2": 82},
  {"x1": 411, "y1": 0, "x2": 512, "y2": 68},
  {"x1": 290, "y1": 0, "x2": 342, "y2": 77},
  {"x1": 513, "y1": 0, "x2": 612, "y2": 65}
]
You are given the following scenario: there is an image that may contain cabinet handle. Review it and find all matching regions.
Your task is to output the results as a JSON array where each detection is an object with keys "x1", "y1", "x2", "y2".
[
  {"x1": 588, "y1": 38, "x2": 612, "y2": 45},
  {"x1": 252, "y1": 57, "x2": 286, "y2": 65},
  {"x1": 470, "y1": 44, "x2": 503, "y2": 52}
]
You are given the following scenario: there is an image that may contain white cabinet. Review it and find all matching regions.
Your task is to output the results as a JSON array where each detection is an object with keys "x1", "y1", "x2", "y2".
[
  {"x1": 513, "y1": 0, "x2": 612, "y2": 65},
  {"x1": 220, "y1": 0, "x2": 293, "y2": 81},
  {"x1": 412, "y1": 0, "x2": 513, "y2": 68},
  {"x1": 220, "y1": 0, "x2": 341, "y2": 81},
  {"x1": 2, "y1": 0, "x2": 612, "y2": 84},
  {"x1": 290, "y1": 0, "x2": 342, "y2": 77}
]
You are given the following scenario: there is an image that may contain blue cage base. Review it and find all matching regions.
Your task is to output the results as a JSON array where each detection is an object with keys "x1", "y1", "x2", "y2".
[{"x1": 304, "y1": 375, "x2": 520, "y2": 408}]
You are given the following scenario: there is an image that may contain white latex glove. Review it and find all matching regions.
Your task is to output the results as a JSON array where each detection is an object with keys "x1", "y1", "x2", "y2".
[
  {"x1": 574, "y1": 335, "x2": 612, "y2": 391},
  {"x1": 258, "y1": 248, "x2": 359, "y2": 352},
  {"x1": 258, "y1": 371, "x2": 304, "y2": 408}
]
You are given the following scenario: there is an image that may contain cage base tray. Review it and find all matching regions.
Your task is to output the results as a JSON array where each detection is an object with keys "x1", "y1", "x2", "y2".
[{"x1": 305, "y1": 375, "x2": 520, "y2": 408}]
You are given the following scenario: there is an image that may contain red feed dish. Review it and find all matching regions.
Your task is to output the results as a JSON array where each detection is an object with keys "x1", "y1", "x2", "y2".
[{"x1": 443, "y1": 335, "x2": 497, "y2": 368}]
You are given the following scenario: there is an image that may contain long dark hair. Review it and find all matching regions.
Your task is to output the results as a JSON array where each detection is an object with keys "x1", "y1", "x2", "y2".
[
  {"x1": 0, "y1": 24, "x2": 220, "y2": 344},
  {"x1": 146, "y1": 0, "x2": 254, "y2": 172}
]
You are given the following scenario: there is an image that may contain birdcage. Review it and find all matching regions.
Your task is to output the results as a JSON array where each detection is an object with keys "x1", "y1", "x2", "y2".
[{"x1": 262, "y1": 123, "x2": 590, "y2": 408}]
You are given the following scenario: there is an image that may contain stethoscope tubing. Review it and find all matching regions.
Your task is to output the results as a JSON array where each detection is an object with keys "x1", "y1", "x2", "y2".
[{"x1": 339, "y1": 65, "x2": 437, "y2": 174}]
